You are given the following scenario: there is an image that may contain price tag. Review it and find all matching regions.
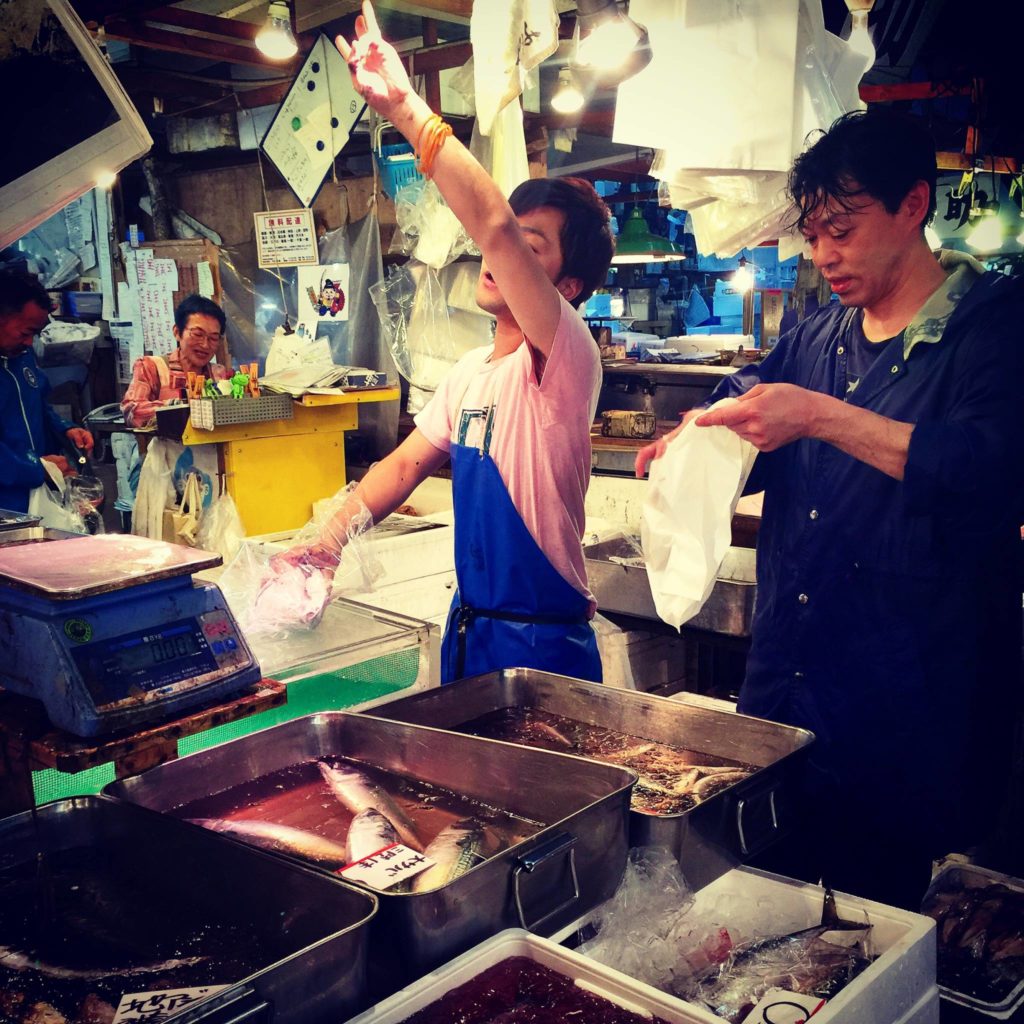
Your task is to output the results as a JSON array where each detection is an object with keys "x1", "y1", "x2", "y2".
[
  {"x1": 338, "y1": 843, "x2": 434, "y2": 891},
  {"x1": 739, "y1": 989, "x2": 826, "y2": 1024},
  {"x1": 113, "y1": 985, "x2": 228, "y2": 1022}
]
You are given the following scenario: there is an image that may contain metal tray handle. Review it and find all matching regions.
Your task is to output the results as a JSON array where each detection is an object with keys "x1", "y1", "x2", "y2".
[
  {"x1": 736, "y1": 785, "x2": 780, "y2": 857},
  {"x1": 173, "y1": 986, "x2": 272, "y2": 1024},
  {"x1": 513, "y1": 831, "x2": 581, "y2": 932}
]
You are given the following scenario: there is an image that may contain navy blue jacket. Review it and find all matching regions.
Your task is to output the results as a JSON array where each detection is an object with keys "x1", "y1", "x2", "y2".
[
  {"x1": 706, "y1": 263, "x2": 1024, "y2": 851},
  {"x1": 0, "y1": 348, "x2": 75, "y2": 513}
]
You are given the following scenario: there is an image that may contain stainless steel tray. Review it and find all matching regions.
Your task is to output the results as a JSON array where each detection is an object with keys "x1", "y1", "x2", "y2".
[
  {"x1": 372, "y1": 668, "x2": 814, "y2": 891},
  {"x1": 105, "y1": 711, "x2": 635, "y2": 996},
  {"x1": 585, "y1": 537, "x2": 757, "y2": 636},
  {"x1": 0, "y1": 796, "x2": 377, "y2": 1024}
]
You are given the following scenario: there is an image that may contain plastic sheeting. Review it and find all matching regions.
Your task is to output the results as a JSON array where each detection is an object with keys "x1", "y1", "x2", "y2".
[{"x1": 617, "y1": 0, "x2": 873, "y2": 257}]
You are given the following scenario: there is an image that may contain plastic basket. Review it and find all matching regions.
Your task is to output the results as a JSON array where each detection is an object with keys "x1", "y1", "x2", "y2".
[
  {"x1": 189, "y1": 393, "x2": 293, "y2": 429},
  {"x1": 375, "y1": 142, "x2": 423, "y2": 199}
]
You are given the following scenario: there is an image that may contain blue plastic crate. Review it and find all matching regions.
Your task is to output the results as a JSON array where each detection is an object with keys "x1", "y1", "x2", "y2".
[{"x1": 375, "y1": 142, "x2": 423, "y2": 199}]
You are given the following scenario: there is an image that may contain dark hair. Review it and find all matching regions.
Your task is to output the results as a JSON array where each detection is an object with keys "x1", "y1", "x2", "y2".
[
  {"x1": 509, "y1": 176, "x2": 614, "y2": 307},
  {"x1": 0, "y1": 269, "x2": 51, "y2": 318},
  {"x1": 174, "y1": 293, "x2": 226, "y2": 333},
  {"x1": 787, "y1": 108, "x2": 938, "y2": 235}
]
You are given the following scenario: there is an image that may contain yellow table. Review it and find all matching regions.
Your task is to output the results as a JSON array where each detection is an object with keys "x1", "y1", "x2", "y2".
[{"x1": 182, "y1": 388, "x2": 400, "y2": 535}]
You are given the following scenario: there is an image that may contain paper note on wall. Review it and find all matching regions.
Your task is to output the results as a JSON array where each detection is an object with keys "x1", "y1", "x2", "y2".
[{"x1": 197, "y1": 260, "x2": 214, "y2": 297}]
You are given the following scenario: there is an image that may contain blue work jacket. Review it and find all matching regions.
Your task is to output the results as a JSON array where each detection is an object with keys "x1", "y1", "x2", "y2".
[
  {"x1": 0, "y1": 347, "x2": 75, "y2": 512},
  {"x1": 706, "y1": 254, "x2": 1024, "y2": 851}
]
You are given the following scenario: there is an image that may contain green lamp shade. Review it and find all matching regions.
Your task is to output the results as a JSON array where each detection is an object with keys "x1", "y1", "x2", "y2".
[{"x1": 613, "y1": 207, "x2": 684, "y2": 264}]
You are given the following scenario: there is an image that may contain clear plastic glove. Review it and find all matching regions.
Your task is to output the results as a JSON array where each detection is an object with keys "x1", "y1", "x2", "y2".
[{"x1": 271, "y1": 541, "x2": 341, "y2": 577}]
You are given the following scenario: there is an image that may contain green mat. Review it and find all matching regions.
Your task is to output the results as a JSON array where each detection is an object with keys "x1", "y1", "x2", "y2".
[{"x1": 31, "y1": 646, "x2": 422, "y2": 805}]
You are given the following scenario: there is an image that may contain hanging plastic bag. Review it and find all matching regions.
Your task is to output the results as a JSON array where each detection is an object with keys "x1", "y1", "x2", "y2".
[
  {"x1": 27, "y1": 461, "x2": 88, "y2": 533},
  {"x1": 132, "y1": 437, "x2": 177, "y2": 540},
  {"x1": 641, "y1": 399, "x2": 757, "y2": 629},
  {"x1": 169, "y1": 471, "x2": 203, "y2": 546},
  {"x1": 195, "y1": 485, "x2": 245, "y2": 561}
]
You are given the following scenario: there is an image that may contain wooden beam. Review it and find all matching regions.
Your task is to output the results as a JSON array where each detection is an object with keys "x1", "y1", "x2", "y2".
[
  {"x1": 421, "y1": 17, "x2": 442, "y2": 112},
  {"x1": 397, "y1": 39, "x2": 471, "y2": 74},
  {"x1": 295, "y1": 0, "x2": 471, "y2": 31},
  {"x1": 72, "y1": 0, "x2": 167, "y2": 24},
  {"x1": 104, "y1": 18, "x2": 301, "y2": 69},
  {"x1": 936, "y1": 152, "x2": 1020, "y2": 173}
]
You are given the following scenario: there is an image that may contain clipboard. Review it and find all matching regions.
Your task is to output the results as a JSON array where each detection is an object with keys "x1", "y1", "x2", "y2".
[{"x1": 260, "y1": 33, "x2": 367, "y2": 209}]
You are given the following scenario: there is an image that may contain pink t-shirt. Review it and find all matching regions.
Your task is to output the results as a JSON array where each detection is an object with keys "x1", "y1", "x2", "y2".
[{"x1": 415, "y1": 297, "x2": 601, "y2": 603}]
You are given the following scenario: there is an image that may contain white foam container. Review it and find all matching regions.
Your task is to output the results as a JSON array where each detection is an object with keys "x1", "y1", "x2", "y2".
[
  {"x1": 343, "y1": 929, "x2": 711, "y2": 1023},
  {"x1": 895, "y1": 986, "x2": 941, "y2": 1024}
]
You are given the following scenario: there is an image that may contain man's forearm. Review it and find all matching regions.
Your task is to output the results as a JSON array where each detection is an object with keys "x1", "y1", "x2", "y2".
[{"x1": 811, "y1": 393, "x2": 914, "y2": 480}]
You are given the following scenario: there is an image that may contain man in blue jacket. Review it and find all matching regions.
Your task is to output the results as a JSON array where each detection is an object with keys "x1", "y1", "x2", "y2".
[
  {"x1": 0, "y1": 270, "x2": 94, "y2": 513},
  {"x1": 638, "y1": 109, "x2": 1024, "y2": 909}
]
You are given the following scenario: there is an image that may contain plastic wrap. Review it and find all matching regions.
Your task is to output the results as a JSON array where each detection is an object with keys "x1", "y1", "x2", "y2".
[
  {"x1": 218, "y1": 482, "x2": 382, "y2": 639},
  {"x1": 578, "y1": 847, "x2": 732, "y2": 995},
  {"x1": 27, "y1": 462, "x2": 88, "y2": 534},
  {"x1": 394, "y1": 178, "x2": 478, "y2": 269}
]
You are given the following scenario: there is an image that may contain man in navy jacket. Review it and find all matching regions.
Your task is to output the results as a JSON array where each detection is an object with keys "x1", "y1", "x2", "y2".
[
  {"x1": 639, "y1": 109, "x2": 1024, "y2": 909},
  {"x1": 0, "y1": 270, "x2": 94, "y2": 513}
]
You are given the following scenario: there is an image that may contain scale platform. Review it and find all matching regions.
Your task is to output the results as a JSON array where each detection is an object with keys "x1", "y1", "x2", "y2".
[{"x1": 0, "y1": 535, "x2": 262, "y2": 738}]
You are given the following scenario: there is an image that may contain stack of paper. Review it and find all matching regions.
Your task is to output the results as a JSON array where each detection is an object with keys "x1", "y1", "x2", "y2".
[{"x1": 260, "y1": 360, "x2": 391, "y2": 397}]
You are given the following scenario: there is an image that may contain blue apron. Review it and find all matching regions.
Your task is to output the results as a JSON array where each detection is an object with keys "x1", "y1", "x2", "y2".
[{"x1": 441, "y1": 442, "x2": 601, "y2": 684}]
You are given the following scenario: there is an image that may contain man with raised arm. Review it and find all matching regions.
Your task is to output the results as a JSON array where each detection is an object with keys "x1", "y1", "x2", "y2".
[{"x1": 283, "y1": 2, "x2": 614, "y2": 684}]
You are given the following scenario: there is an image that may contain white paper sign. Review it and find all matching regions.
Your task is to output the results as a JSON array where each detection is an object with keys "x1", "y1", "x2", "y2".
[
  {"x1": 197, "y1": 260, "x2": 215, "y2": 298},
  {"x1": 739, "y1": 989, "x2": 826, "y2": 1024},
  {"x1": 254, "y1": 208, "x2": 319, "y2": 269},
  {"x1": 113, "y1": 985, "x2": 228, "y2": 1023},
  {"x1": 297, "y1": 263, "x2": 350, "y2": 321},
  {"x1": 338, "y1": 843, "x2": 434, "y2": 891}
]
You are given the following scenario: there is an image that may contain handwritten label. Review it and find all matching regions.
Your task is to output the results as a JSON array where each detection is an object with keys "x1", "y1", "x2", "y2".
[
  {"x1": 739, "y1": 989, "x2": 826, "y2": 1024},
  {"x1": 338, "y1": 843, "x2": 434, "y2": 891},
  {"x1": 113, "y1": 985, "x2": 228, "y2": 1022}
]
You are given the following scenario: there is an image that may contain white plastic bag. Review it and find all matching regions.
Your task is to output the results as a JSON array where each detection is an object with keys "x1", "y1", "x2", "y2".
[
  {"x1": 27, "y1": 461, "x2": 88, "y2": 533},
  {"x1": 196, "y1": 486, "x2": 245, "y2": 561},
  {"x1": 641, "y1": 399, "x2": 757, "y2": 629}
]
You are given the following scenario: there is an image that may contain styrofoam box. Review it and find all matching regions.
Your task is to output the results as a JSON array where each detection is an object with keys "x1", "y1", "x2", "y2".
[
  {"x1": 895, "y1": 986, "x2": 941, "y2": 1024},
  {"x1": 650, "y1": 866, "x2": 937, "y2": 1024},
  {"x1": 343, "y1": 929, "x2": 712, "y2": 1024}
]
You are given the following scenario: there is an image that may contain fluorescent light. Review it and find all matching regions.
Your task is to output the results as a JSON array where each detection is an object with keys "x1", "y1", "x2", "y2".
[
  {"x1": 551, "y1": 68, "x2": 584, "y2": 114},
  {"x1": 925, "y1": 225, "x2": 941, "y2": 250},
  {"x1": 966, "y1": 216, "x2": 1004, "y2": 252},
  {"x1": 256, "y1": 1, "x2": 297, "y2": 60}
]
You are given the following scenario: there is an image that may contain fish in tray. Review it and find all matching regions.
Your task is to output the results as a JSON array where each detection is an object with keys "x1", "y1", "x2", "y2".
[
  {"x1": 412, "y1": 821, "x2": 486, "y2": 894},
  {"x1": 922, "y1": 880, "x2": 1024, "y2": 1003},
  {"x1": 688, "y1": 891, "x2": 873, "y2": 1023},
  {"x1": 187, "y1": 817, "x2": 351, "y2": 868},
  {"x1": 319, "y1": 761, "x2": 423, "y2": 851},
  {"x1": 345, "y1": 808, "x2": 401, "y2": 864}
]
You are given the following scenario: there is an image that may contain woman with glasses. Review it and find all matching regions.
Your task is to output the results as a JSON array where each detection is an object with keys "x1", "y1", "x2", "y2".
[
  {"x1": 121, "y1": 294, "x2": 229, "y2": 428},
  {"x1": 120, "y1": 294, "x2": 230, "y2": 538}
]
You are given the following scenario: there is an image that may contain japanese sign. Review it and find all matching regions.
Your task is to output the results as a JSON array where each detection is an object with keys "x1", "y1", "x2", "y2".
[
  {"x1": 338, "y1": 843, "x2": 434, "y2": 891},
  {"x1": 113, "y1": 985, "x2": 228, "y2": 1022},
  {"x1": 255, "y1": 208, "x2": 319, "y2": 269}
]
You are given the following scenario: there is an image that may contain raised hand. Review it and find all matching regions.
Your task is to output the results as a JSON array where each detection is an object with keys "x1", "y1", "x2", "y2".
[{"x1": 335, "y1": 1, "x2": 412, "y2": 117}]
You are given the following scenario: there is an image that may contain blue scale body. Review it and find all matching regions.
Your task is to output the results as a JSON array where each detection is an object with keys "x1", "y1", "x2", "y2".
[{"x1": 0, "y1": 574, "x2": 261, "y2": 737}]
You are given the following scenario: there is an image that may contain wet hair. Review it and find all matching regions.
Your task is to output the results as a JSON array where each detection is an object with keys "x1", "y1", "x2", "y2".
[
  {"x1": 174, "y1": 293, "x2": 226, "y2": 333},
  {"x1": 787, "y1": 108, "x2": 938, "y2": 235},
  {"x1": 0, "y1": 269, "x2": 51, "y2": 318},
  {"x1": 508, "y1": 176, "x2": 614, "y2": 307}
]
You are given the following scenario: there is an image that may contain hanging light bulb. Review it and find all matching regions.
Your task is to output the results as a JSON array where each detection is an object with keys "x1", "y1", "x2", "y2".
[
  {"x1": 551, "y1": 67, "x2": 585, "y2": 114},
  {"x1": 924, "y1": 224, "x2": 941, "y2": 250},
  {"x1": 966, "y1": 216, "x2": 1004, "y2": 252},
  {"x1": 574, "y1": 0, "x2": 651, "y2": 82},
  {"x1": 846, "y1": 9, "x2": 875, "y2": 64},
  {"x1": 95, "y1": 170, "x2": 117, "y2": 190},
  {"x1": 731, "y1": 257, "x2": 755, "y2": 293},
  {"x1": 256, "y1": 1, "x2": 297, "y2": 60}
]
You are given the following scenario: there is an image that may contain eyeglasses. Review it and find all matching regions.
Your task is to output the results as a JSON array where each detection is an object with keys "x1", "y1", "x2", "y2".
[{"x1": 186, "y1": 326, "x2": 222, "y2": 344}]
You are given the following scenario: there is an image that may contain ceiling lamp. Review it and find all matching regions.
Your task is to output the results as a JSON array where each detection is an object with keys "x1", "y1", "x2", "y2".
[
  {"x1": 551, "y1": 68, "x2": 585, "y2": 114},
  {"x1": 966, "y1": 214, "x2": 1004, "y2": 252},
  {"x1": 731, "y1": 256, "x2": 755, "y2": 293},
  {"x1": 574, "y1": 0, "x2": 651, "y2": 83},
  {"x1": 612, "y1": 207, "x2": 684, "y2": 264},
  {"x1": 256, "y1": 1, "x2": 297, "y2": 60}
]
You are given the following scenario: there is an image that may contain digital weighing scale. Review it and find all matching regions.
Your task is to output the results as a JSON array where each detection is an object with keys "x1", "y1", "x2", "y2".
[{"x1": 0, "y1": 534, "x2": 262, "y2": 737}]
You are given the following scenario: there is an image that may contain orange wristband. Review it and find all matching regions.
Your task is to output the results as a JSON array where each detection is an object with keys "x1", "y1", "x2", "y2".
[{"x1": 415, "y1": 114, "x2": 452, "y2": 177}]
